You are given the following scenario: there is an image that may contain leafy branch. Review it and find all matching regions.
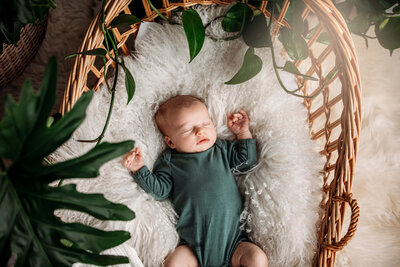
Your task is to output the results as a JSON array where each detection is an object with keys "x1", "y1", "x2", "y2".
[
  {"x1": 65, "y1": 0, "x2": 139, "y2": 146},
  {"x1": 0, "y1": 57, "x2": 135, "y2": 266},
  {"x1": 333, "y1": 0, "x2": 400, "y2": 54}
]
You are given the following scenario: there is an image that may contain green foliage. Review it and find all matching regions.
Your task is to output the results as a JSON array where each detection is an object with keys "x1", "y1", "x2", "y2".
[
  {"x1": 225, "y1": 47, "x2": 263, "y2": 85},
  {"x1": 0, "y1": 57, "x2": 135, "y2": 266},
  {"x1": 110, "y1": 14, "x2": 141, "y2": 28},
  {"x1": 0, "y1": 0, "x2": 56, "y2": 54},
  {"x1": 222, "y1": 3, "x2": 252, "y2": 32},
  {"x1": 242, "y1": 13, "x2": 272, "y2": 48},
  {"x1": 278, "y1": 0, "x2": 308, "y2": 60},
  {"x1": 375, "y1": 16, "x2": 400, "y2": 54},
  {"x1": 123, "y1": 64, "x2": 136, "y2": 104},
  {"x1": 64, "y1": 48, "x2": 107, "y2": 60},
  {"x1": 182, "y1": 9, "x2": 205, "y2": 63},
  {"x1": 278, "y1": 27, "x2": 309, "y2": 60},
  {"x1": 65, "y1": 0, "x2": 137, "y2": 145},
  {"x1": 334, "y1": 0, "x2": 400, "y2": 55},
  {"x1": 282, "y1": 61, "x2": 318, "y2": 81}
]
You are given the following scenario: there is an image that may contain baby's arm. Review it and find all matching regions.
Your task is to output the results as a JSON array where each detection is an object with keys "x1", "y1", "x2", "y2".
[
  {"x1": 227, "y1": 110, "x2": 252, "y2": 140},
  {"x1": 123, "y1": 148, "x2": 172, "y2": 200}
]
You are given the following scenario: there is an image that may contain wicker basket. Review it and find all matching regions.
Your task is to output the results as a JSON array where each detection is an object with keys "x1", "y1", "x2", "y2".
[
  {"x1": 0, "y1": 19, "x2": 48, "y2": 89},
  {"x1": 61, "y1": 0, "x2": 362, "y2": 266}
]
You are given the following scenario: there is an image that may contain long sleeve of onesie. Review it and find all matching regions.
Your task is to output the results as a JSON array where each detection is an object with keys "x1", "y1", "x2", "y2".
[
  {"x1": 133, "y1": 155, "x2": 172, "y2": 200},
  {"x1": 224, "y1": 138, "x2": 258, "y2": 173}
]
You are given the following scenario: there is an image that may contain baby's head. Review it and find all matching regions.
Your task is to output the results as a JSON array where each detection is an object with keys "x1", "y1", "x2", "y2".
[{"x1": 155, "y1": 95, "x2": 217, "y2": 153}]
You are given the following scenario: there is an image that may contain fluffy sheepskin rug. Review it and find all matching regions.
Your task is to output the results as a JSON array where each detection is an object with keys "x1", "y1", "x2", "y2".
[
  {"x1": 334, "y1": 34, "x2": 400, "y2": 267},
  {"x1": 51, "y1": 4, "x2": 326, "y2": 267},
  {"x1": 3, "y1": 1, "x2": 400, "y2": 266}
]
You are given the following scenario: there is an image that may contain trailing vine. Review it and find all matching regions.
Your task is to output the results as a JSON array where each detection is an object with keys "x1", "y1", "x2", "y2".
[{"x1": 63, "y1": 0, "x2": 399, "y2": 162}]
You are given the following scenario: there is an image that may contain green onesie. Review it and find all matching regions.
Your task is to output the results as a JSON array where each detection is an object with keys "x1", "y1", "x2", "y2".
[{"x1": 133, "y1": 138, "x2": 257, "y2": 267}]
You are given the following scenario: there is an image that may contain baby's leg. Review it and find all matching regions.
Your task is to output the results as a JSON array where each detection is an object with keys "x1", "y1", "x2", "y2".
[
  {"x1": 231, "y1": 241, "x2": 268, "y2": 267},
  {"x1": 163, "y1": 245, "x2": 199, "y2": 267}
]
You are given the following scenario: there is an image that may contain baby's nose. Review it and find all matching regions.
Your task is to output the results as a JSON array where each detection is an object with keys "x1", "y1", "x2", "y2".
[{"x1": 196, "y1": 127, "x2": 205, "y2": 135}]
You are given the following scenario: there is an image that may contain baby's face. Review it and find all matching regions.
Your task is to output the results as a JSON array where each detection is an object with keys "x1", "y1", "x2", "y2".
[{"x1": 163, "y1": 102, "x2": 217, "y2": 153}]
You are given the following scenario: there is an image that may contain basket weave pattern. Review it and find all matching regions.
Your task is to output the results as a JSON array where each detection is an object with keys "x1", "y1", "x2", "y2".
[
  {"x1": 61, "y1": 1, "x2": 362, "y2": 266},
  {"x1": 0, "y1": 19, "x2": 48, "y2": 89}
]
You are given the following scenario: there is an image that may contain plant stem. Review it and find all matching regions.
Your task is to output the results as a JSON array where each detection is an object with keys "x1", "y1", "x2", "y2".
[
  {"x1": 43, "y1": 157, "x2": 51, "y2": 165},
  {"x1": 268, "y1": 5, "x2": 319, "y2": 99},
  {"x1": 147, "y1": 0, "x2": 169, "y2": 21},
  {"x1": 270, "y1": 43, "x2": 328, "y2": 99},
  {"x1": 96, "y1": 64, "x2": 118, "y2": 146},
  {"x1": 96, "y1": 2, "x2": 120, "y2": 145},
  {"x1": 103, "y1": 57, "x2": 111, "y2": 92}
]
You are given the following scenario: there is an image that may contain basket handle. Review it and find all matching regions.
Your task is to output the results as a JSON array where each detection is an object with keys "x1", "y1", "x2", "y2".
[{"x1": 321, "y1": 193, "x2": 360, "y2": 252}]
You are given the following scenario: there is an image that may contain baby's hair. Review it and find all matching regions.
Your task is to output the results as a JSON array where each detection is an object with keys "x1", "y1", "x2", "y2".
[{"x1": 155, "y1": 95, "x2": 205, "y2": 135}]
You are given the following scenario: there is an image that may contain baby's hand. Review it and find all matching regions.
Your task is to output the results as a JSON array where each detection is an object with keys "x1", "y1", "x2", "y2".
[
  {"x1": 123, "y1": 147, "x2": 144, "y2": 173},
  {"x1": 227, "y1": 110, "x2": 252, "y2": 139}
]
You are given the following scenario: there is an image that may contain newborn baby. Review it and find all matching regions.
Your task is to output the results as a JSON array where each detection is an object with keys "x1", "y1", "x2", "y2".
[{"x1": 124, "y1": 95, "x2": 268, "y2": 267}]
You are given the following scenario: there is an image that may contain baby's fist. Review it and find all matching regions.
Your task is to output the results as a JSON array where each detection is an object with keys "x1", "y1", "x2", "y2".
[
  {"x1": 123, "y1": 147, "x2": 144, "y2": 173},
  {"x1": 227, "y1": 110, "x2": 252, "y2": 139}
]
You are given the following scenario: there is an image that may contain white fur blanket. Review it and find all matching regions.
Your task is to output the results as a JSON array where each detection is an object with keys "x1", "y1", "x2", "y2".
[
  {"x1": 52, "y1": 4, "x2": 325, "y2": 267},
  {"x1": 5, "y1": 1, "x2": 399, "y2": 266}
]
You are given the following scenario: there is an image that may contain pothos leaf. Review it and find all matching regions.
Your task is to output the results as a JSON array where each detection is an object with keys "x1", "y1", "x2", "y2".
[
  {"x1": 182, "y1": 9, "x2": 205, "y2": 63},
  {"x1": 375, "y1": 16, "x2": 400, "y2": 54},
  {"x1": 285, "y1": 0, "x2": 305, "y2": 35},
  {"x1": 225, "y1": 47, "x2": 263, "y2": 85},
  {"x1": 242, "y1": 13, "x2": 271, "y2": 48},
  {"x1": 221, "y1": 3, "x2": 252, "y2": 32},
  {"x1": 0, "y1": 57, "x2": 135, "y2": 266},
  {"x1": 123, "y1": 66, "x2": 135, "y2": 104},
  {"x1": 347, "y1": 13, "x2": 371, "y2": 35},
  {"x1": 278, "y1": 27, "x2": 309, "y2": 60},
  {"x1": 110, "y1": 14, "x2": 141, "y2": 28},
  {"x1": 64, "y1": 48, "x2": 107, "y2": 60},
  {"x1": 282, "y1": 61, "x2": 318, "y2": 81}
]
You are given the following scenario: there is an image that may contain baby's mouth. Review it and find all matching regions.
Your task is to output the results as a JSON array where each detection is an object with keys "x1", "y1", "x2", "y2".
[{"x1": 197, "y1": 138, "x2": 209, "y2": 145}]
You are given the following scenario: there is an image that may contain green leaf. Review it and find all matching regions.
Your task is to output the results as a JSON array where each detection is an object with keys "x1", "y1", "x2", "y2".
[
  {"x1": 369, "y1": 0, "x2": 398, "y2": 12},
  {"x1": 305, "y1": 26, "x2": 330, "y2": 45},
  {"x1": 225, "y1": 47, "x2": 263, "y2": 84},
  {"x1": 0, "y1": 56, "x2": 58, "y2": 161},
  {"x1": 123, "y1": 66, "x2": 135, "y2": 104},
  {"x1": 110, "y1": 14, "x2": 141, "y2": 28},
  {"x1": 182, "y1": 9, "x2": 205, "y2": 63},
  {"x1": 13, "y1": 140, "x2": 135, "y2": 183},
  {"x1": 285, "y1": 0, "x2": 305, "y2": 35},
  {"x1": 221, "y1": 3, "x2": 252, "y2": 32},
  {"x1": 0, "y1": 0, "x2": 54, "y2": 46},
  {"x1": 46, "y1": 116, "x2": 54, "y2": 128},
  {"x1": 347, "y1": 13, "x2": 371, "y2": 35},
  {"x1": 282, "y1": 61, "x2": 318, "y2": 81},
  {"x1": 278, "y1": 27, "x2": 309, "y2": 60},
  {"x1": 0, "y1": 57, "x2": 135, "y2": 266},
  {"x1": 64, "y1": 48, "x2": 107, "y2": 60},
  {"x1": 379, "y1": 17, "x2": 390, "y2": 31},
  {"x1": 242, "y1": 14, "x2": 271, "y2": 48},
  {"x1": 375, "y1": 16, "x2": 400, "y2": 52}
]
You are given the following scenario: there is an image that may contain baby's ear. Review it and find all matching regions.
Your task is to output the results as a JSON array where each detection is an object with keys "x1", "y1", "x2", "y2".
[{"x1": 164, "y1": 136, "x2": 176, "y2": 149}]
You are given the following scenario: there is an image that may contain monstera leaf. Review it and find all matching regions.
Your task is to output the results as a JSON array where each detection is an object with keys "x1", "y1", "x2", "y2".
[{"x1": 0, "y1": 57, "x2": 135, "y2": 266}]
